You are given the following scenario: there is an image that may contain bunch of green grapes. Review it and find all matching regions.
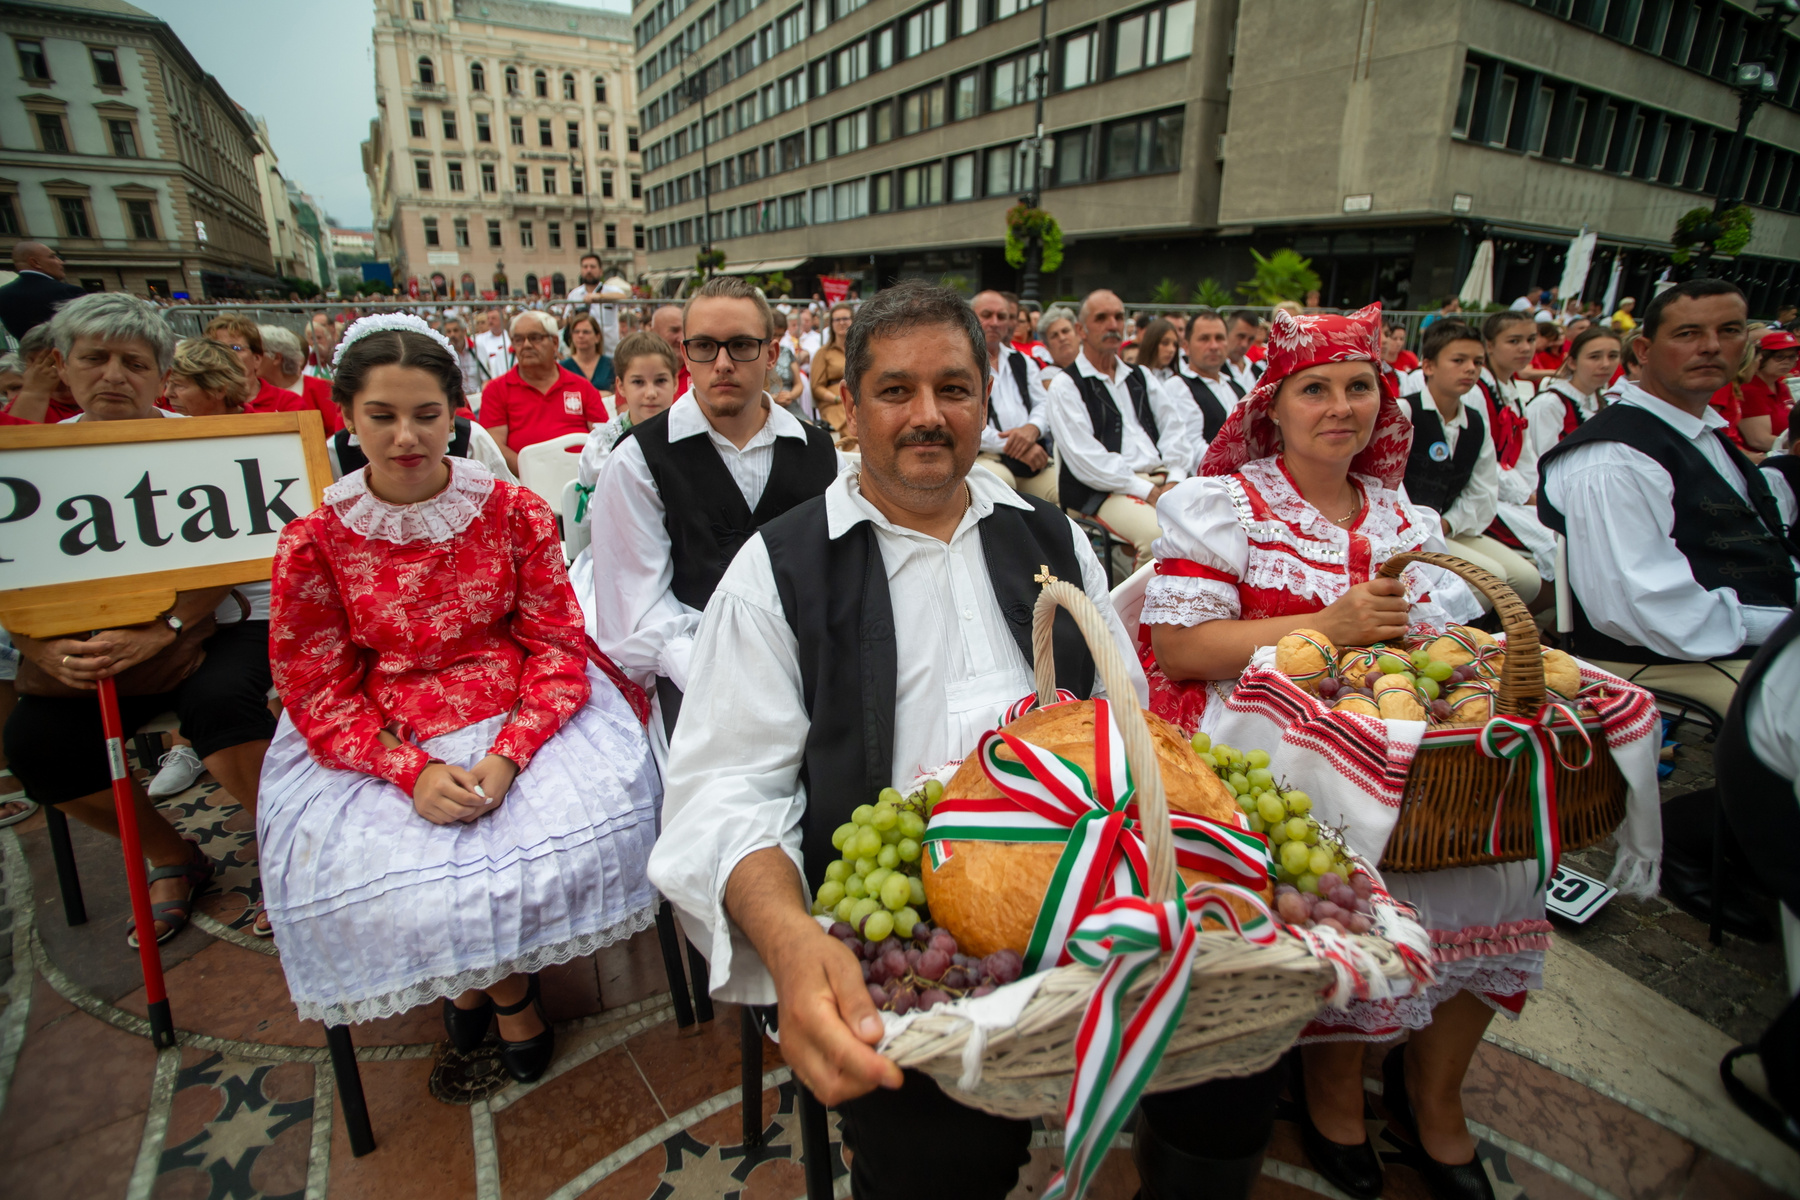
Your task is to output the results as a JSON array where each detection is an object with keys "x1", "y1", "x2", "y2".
[
  {"x1": 809, "y1": 779, "x2": 942, "y2": 942},
  {"x1": 1189, "y1": 731, "x2": 1355, "y2": 896}
]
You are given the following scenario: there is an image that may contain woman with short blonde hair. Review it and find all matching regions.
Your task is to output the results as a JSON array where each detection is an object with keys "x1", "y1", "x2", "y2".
[{"x1": 166, "y1": 338, "x2": 249, "y2": 416}]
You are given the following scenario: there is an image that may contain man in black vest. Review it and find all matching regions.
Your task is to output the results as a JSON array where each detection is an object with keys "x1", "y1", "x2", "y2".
[
  {"x1": 648, "y1": 281, "x2": 1283, "y2": 1200},
  {"x1": 1169, "y1": 306, "x2": 1243, "y2": 467},
  {"x1": 1047, "y1": 288, "x2": 1193, "y2": 568},
  {"x1": 1540, "y1": 279, "x2": 1798, "y2": 716},
  {"x1": 969, "y1": 289, "x2": 1057, "y2": 501},
  {"x1": 589, "y1": 273, "x2": 839, "y2": 748}
]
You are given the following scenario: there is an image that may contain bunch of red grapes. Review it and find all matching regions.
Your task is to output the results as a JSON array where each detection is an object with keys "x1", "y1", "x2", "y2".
[
  {"x1": 1273, "y1": 870, "x2": 1377, "y2": 935},
  {"x1": 829, "y1": 920, "x2": 1025, "y2": 1014}
]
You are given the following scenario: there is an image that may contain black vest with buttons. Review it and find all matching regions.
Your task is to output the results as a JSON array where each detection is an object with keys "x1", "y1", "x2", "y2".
[
  {"x1": 1059, "y1": 364, "x2": 1160, "y2": 516},
  {"x1": 989, "y1": 348, "x2": 1053, "y2": 479},
  {"x1": 761, "y1": 493, "x2": 1095, "y2": 888},
  {"x1": 1175, "y1": 372, "x2": 1235, "y2": 444},
  {"x1": 1402, "y1": 394, "x2": 1485, "y2": 516},
  {"x1": 1537, "y1": 403, "x2": 1798, "y2": 665}
]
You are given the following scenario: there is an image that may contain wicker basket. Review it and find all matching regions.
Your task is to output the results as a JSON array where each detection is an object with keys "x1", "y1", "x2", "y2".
[
  {"x1": 1374, "y1": 551, "x2": 1628, "y2": 873},
  {"x1": 882, "y1": 579, "x2": 1417, "y2": 1119}
]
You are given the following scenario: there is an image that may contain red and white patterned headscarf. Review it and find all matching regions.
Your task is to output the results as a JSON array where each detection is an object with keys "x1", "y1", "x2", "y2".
[{"x1": 1198, "y1": 302, "x2": 1412, "y2": 488}]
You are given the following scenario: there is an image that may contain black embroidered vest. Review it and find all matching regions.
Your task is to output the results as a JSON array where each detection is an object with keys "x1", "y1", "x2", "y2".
[
  {"x1": 1402, "y1": 394, "x2": 1484, "y2": 516},
  {"x1": 1058, "y1": 364, "x2": 1160, "y2": 516}
]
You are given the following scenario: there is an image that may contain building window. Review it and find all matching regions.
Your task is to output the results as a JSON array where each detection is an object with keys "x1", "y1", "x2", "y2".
[
  {"x1": 634, "y1": 224, "x2": 644, "y2": 250},
  {"x1": 525, "y1": 273, "x2": 538, "y2": 294},
  {"x1": 900, "y1": 161, "x2": 943, "y2": 207},
  {"x1": 0, "y1": 194, "x2": 20, "y2": 237},
  {"x1": 418, "y1": 56, "x2": 435, "y2": 85},
  {"x1": 594, "y1": 75, "x2": 607, "y2": 103},
  {"x1": 605, "y1": 221, "x2": 618, "y2": 248},
  {"x1": 1452, "y1": 63, "x2": 1479, "y2": 137},
  {"x1": 562, "y1": 71, "x2": 576, "y2": 100},
  {"x1": 873, "y1": 172, "x2": 893, "y2": 211},
  {"x1": 510, "y1": 116, "x2": 524, "y2": 144},
  {"x1": 835, "y1": 110, "x2": 868, "y2": 155},
  {"x1": 628, "y1": 125, "x2": 639, "y2": 152},
  {"x1": 412, "y1": 0, "x2": 425, "y2": 17},
  {"x1": 56, "y1": 196, "x2": 91, "y2": 238},
  {"x1": 1053, "y1": 127, "x2": 1090, "y2": 184},
  {"x1": 36, "y1": 113, "x2": 69, "y2": 153},
  {"x1": 423, "y1": 215, "x2": 440, "y2": 246},
  {"x1": 471, "y1": 61, "x2": 486, "y2": 90},
  {"x1": 904, "y1": 2, "x2": 949, "y2": 57},
  {"x1": 126, "y1": 198, "x2": 157, "y2": 239},
  {"x1": 951, "y1": 70, "x2": 979, "y2": 120},
  {"x1": 538, "y1": 118, "x2": 552, "y2": 146},
  {"x1": 901, "y1": 83, "x2": 945, "y2": 135},
  {"x1": 109, "y1": 119, "x2": 139, "y2": 157},
  {"x1": 812, "y1": 186, "x2": 831, "y2": 225},
  {"x1": 409, "y1": 107, "x2": 426, "y2": 137},
  {"x1": 415, "y1": 159, "x2": 432, "y2": 189},
  {"x1": 476, "y1": 112, "x2": 491, "y2": 141},
  {"x1": 481, "y1": 162, "x2": 497, "y2": 191},
  {"x1": 986, "y1": 144, "x2": 1016, "y2": 196},
  {"x1": 601, "y1": 169, "x2": 615, "y2": 198},
  {"x1": 949, "y1": 152, "x2": 976, "y2": 199},
  {"x1": 447, "y1": 160, "x2": 464, "y2": 190},
  {"x1": 533, "y1": 68, "x2": 548, "y2": 97},
  {"x1": 90, "y1": 47, "x2": 122, "y2": 87},
  {"x1": 571, "y1": 168, "x2": 584, "y2": 195},
  {"x1": 566, "y1": 120, "x2": 580, "y2": 149},
  {"x1": 872, "y1": 100, "x2": 894, "y2": 142},
  {"x1": 487, "y1": 218, "x2": 502, "y2": 247},
  {"x1": 15, "y1": 39, "x2": 48, "y2": 81},
  {"x1": 836, "y1": 40, "x2": 868, "y2": 87},
  {"x1": 834, "y1": 179, "x2": 868, "y2": 220},
  {"x1": 598, "y1": 123, "x2": 611, "y2": 149},
  {"x1": 1061, "y1": 29, "x2": 1097, "y2": 89},
  {"x1": 541, "y1": 167, "x2": 557, "y2": 193},
  {"x1": 991, "y1": 49, "x2": 1044, "y2": 110},
  {"x1": 505, "y1": 65, "x2": 519, "y2": 92},
  {"x1": 812, "y1": 122, "x2": 830, "y2": 161},
  {"x1": 1526, "y1": 84, "x2": 1556, "y2": 155},
  {"x1": 514, "y1": 164, "x2": 529, "y2": 191},
  {"x1": 438, "y1": 111, "x2": 456, "y2": 140},
  {"x1": 519, "y1": 220, "x2": 534, "y2": 248},
  {"x1": 454, "y1": 216, "x2": 469, "y2": 246},
  {"x1": 994, "y1": 0, "x2": 1040, "y2": 17},
  {"x1": 575, "y1": 220, "x2": 589, "y2": 248},
  {"x1": 1101, "y1": 107, "x2": 1183, "y2": 178},
  {"x1": 549, "y1": 220, "x2": 562, "y2": 248},
  {"x1": 1110, "y1": 1, "x2": 1194, "y2": 77},
  {"x1": 631, "y1": 172, "x2": 642, "y2": 199}
]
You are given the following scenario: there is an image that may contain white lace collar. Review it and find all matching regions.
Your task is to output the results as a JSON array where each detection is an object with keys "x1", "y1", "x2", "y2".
[{"x1": 324, "y1": 455, "x2": 497, "y2": 544}]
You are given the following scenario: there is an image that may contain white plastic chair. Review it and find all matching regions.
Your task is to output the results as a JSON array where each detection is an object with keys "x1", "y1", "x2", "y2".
[
  {"x1": 1111, "y1": 562, "x2": 1152, "y2": 630},
  {"x1": 516, "y1": 432, "x2": 587, "y2": 508},
  {"x1": 562, "y1": 478, "x2": 592, "y2": 563}
]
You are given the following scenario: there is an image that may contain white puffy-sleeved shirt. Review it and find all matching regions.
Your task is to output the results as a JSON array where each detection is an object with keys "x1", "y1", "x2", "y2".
[
  {"x1": 1478, "y1": 369, "x2": 1541, "y2": 502},
  {"x1": 981, "y1": 343, "x2": 1051, "y2": 456},
  {"x1": 1524, "y1": 382, "x2": 1601, "y2": 464},
  {"x1": 1540, "y1": 381, "x2": 1798, "y2": 661},
  {"x1": 1393, "y1": 390, "x2": 1501, "y2": 539},
  {"x1": 576, "y1": 416, "x2": 631, "y2": 489},
  {"x1": 1142, "y1": 456, "x2": 1483, "y2": 631},
  {"x1": 647, "y1": 466, "x2": 1147, "y2": 1003},
  {"x1": 1046, "y1": 349, "x2": 1195, "y2": 500}
]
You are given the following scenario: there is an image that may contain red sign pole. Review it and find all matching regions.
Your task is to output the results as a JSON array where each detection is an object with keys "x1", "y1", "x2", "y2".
[{"x1": 97, "y1": 674, "x2": 176, "y2": 1048}]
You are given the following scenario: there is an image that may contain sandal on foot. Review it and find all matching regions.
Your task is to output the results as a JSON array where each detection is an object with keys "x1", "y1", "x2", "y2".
[
  {"x1": 126, "y1": 845, "x2": 214, "y2": 949},
  {"x1": 0, "y1": 771, "x2": 36, "y2": 828},
  {"x1": 250, "y1": 904, "x2": 275, "y2": 938}
]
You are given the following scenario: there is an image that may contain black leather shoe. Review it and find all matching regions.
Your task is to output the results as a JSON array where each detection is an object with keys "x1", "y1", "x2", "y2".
[
  {"x1": 442, "y1": 995, "x2": 493, "y2": 1052},
  {"x1": 494, "y1": 975, "x2": 555, "y2": 1083},
  {"x1": 1383, "y1": 1045, "x2": 1496, "y2": 1200},
  {"x1": 1291, "y1": 1056, "x2": 1382, "y2": 1200}
]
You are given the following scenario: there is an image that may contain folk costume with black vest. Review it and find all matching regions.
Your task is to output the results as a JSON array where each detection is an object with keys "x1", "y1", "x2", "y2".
[
  {"x1": 588, "y1": 392, "x2": 838, "y2": 754},
  {"x1": 647, "y1": 466, "x2": 1286, "y2": 1200},
  {"x1": 1046, "y1": 348, "x2": 1193, "y2": 569},
  {"x1": 1476, "y1": 368, "x2": 1560, "y2": 581},
  {"x1": 976, "y1": 342, "x2": 1058, "y2": 502},
  {"x1": 1524, "y1": 380, "x2": 1601, "y2": 466},
  {"x1": 330, "y1": 416, "x2": 474, "y2": 477},
  {"x1": 1173, "y1": 363, "x2": 1242, "y2": 470},
  {"x1": 1538, "y1": 381, "x2": 1799, "y2": 715}
]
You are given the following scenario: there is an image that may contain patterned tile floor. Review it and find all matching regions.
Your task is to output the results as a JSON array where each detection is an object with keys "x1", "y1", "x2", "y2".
[{"x1": 1, "y1": 754, "x2": 1796, "y2": 1200}]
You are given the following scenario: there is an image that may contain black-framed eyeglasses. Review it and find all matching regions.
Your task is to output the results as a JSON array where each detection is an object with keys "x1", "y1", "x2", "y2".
[{"x1": 682, "y1": 336, "x2": 768, "y2": 363}]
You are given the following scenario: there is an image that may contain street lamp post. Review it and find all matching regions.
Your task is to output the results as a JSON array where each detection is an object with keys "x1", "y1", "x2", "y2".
[
  {"x1": 1696, "y1": 0, "x2": 1798, "y2": 274},
  {"x1": 681, "y1": 58, "x2": 717, "y2": 281},
  {"x1": 1018, "y1": 0, "x2": 1051, "y2": 305}
]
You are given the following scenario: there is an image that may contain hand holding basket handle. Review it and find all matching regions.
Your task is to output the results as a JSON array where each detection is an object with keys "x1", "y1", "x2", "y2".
[{"x1": 1375, "y1": 550, "x2": 1545, "y2": 717}]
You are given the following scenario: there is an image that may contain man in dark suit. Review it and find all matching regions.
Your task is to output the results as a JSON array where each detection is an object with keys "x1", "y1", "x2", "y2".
[{"x1": 0, "y1": 242, "x2": 86, "y2": 340}]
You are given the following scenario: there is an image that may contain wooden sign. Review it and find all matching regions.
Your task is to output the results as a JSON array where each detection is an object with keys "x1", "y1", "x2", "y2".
[{"x1": 0, "y1": 411, "x2": 331, "y2": 638}]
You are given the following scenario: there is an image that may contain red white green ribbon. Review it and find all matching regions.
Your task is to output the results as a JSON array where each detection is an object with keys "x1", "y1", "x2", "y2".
[
  {"x1": 1005, "y1": 688, "x2": 1079, "y2": 722},
  {"x1": 1475, "y1": 701, "x2": 1589, "y2": 885},
  {"x1": 1043, "y1": 881, "x2": 1278, "y2": 1200}
]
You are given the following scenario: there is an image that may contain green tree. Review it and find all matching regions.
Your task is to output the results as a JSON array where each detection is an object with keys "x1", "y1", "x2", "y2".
[
  {"x1": 1235, "y1": 249, "x2": 1321, "y2": 305},
  {"x1": 1192, "y1": 278, "x2": 1233, "y2": 307},
  {"x1": 939, "y1": 273, "x2": 973, "y2": 297},
  {"x1": 1149, "y1": 277, "x2": 1182, "y2": 305},
  {"x1": 762, "y1": 270, "x2": 792, "y2": 298}
]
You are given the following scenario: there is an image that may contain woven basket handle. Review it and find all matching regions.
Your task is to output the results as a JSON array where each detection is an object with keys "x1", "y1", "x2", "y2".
[
  {"x1": 1030, "y1": 576, "x2": 1177, "y2": 905},
  {"x1": 1374, "y1": 550, "x2": 1543, "y2": 716}
]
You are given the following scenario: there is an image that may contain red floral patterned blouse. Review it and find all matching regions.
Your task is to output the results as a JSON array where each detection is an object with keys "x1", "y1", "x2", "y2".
[{"x1": 271, "y1": 458, "x2": 632, "y2": 793}]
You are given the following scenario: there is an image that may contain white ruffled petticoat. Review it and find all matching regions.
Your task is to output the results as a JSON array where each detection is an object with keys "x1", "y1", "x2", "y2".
[{"x1": 257, "y1": 664, "x2": 661, "y2": 1025}]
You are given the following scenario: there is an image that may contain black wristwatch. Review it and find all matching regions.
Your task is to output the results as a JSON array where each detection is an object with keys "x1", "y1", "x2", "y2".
[{"x1": 158, "y1": 612, "x2": 185, "y2": 635}]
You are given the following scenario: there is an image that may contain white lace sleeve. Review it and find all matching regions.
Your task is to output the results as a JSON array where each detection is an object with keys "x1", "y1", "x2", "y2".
[{"x1": 1142, "y1": 477, "x2": 1247, "y2": 627}]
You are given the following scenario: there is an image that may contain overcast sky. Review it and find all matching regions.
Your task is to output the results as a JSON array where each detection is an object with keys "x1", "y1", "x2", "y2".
[{"x1": 133, "y1": 0, "x2": 631, "y2": 228}]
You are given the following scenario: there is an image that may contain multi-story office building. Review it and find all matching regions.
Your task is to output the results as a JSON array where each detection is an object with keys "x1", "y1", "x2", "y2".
[
  {"x1": 635, "y1": 0, "x2": 1798, "y2": 311},
  {"x1": 364, "y1": 0, "x2": 645, "y2": 301},
  {"x1": 0, "y1": 0, "x2": 279, "y2": 298},
  {"x1": 248, "y1": 113, "x2": 326, "y2": 291}
]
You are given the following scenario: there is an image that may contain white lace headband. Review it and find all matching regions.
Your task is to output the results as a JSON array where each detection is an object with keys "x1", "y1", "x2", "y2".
[{"x1": 332, "y1": 313, "x2": 457, "y2": 368}]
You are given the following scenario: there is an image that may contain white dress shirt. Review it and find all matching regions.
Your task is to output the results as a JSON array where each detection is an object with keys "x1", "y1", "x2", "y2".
[
  {"x1": 1478, "y1": 369, "x2": 1540, "y2": 502},
  {"x1": 1225, "y1": 356, "x2": 1259, "y2": 394},
  {"x1": 647, "y1": 465, "x2": 1147, "y2": 1003},
  {"x1": 1524, "y1": 382, "x2": 1600, "y2": 464},
  {"x1": 1170, "y1": 364, "x2": 1243, "y2": 471},
  {"x1": 981, "y1": 343, "x2": 1051, "y2": 455},
  {"x1": 1047, "y1": 349, "x2": 1193, "y2": 500},
  {"x1": 1395, "y1": 389, "x2": 1500, "y2": 538},
  {"x1": 473, "y1": 329, "x2": 513, "y2": 378},
  {"x1": 1541, "y1": 381, "x2": 1799, "y2": 661},
  {"x1": 565, "y1": 285, "x2": 622, "y2": 354}
]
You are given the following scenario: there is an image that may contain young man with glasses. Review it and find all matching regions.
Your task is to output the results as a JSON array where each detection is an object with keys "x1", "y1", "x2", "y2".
[
  {"x1": 477, "y1": 309, "x2": 611, "y2": 473},
  {"x1": 589, "y1": 275, "x2": 840, "y2": 753}
]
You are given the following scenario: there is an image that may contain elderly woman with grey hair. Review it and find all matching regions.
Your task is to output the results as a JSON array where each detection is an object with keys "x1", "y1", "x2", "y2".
[
  {"x1": 3, "y1": 292, "x2": 281, "y2": 942},
  {"x1": 256, "y1": 323, "x2": 342, "y2": 432},
  {"x1": 1035, "y1": 304, "x2": 1081, "y2": 386}
]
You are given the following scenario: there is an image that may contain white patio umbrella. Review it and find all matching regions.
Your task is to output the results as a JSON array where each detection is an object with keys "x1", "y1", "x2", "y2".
[
  {"x1": 1459, "y1": 239, "x2": 1495, "y2": 308},
  {"x1": 1557, "y1": 227, "x2": 1597, "y2": 303}
]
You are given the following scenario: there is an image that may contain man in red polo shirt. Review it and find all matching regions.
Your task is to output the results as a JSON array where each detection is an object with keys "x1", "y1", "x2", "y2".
[
  {"x1": 257, "y1": 323, "x2": 342, "y2": 432},
  {"x1": 205, "y1": 315, "x2": 301, "y2": 415},
  {"x1": 479, "y1": 309, "x2": 609, "y2": 473}
]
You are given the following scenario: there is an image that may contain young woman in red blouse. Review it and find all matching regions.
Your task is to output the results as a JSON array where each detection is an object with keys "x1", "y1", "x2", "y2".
[{"x1": 259, "y1": 316, "x2": 660, "y2": 1084}]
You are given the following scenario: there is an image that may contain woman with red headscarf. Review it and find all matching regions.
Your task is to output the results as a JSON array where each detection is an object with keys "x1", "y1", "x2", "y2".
[{"x1": 1141, "y1": 305, "x2": 1526, "y2": 1200}]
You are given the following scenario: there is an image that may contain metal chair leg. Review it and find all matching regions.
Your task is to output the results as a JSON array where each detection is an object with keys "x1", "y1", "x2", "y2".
[
  {"x1": 686, "y1": 937, "x2": 714, "y2": 1023},
  {"x1": 42, "y1": 803, "x2": 86, "y2": 926},
  {"x1": 797, "y1": 1079, "x2": 835, "y2": 1200},
  {"x1": 654, "y1": 898, "x2": 696, "y2": 1028},
  {"x1": 740, "y1": 1006, "x2": 763, "y2": 1147},
  {"x1": 325, "y1": 1024, "x2": 376, "y2": 1157}
]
